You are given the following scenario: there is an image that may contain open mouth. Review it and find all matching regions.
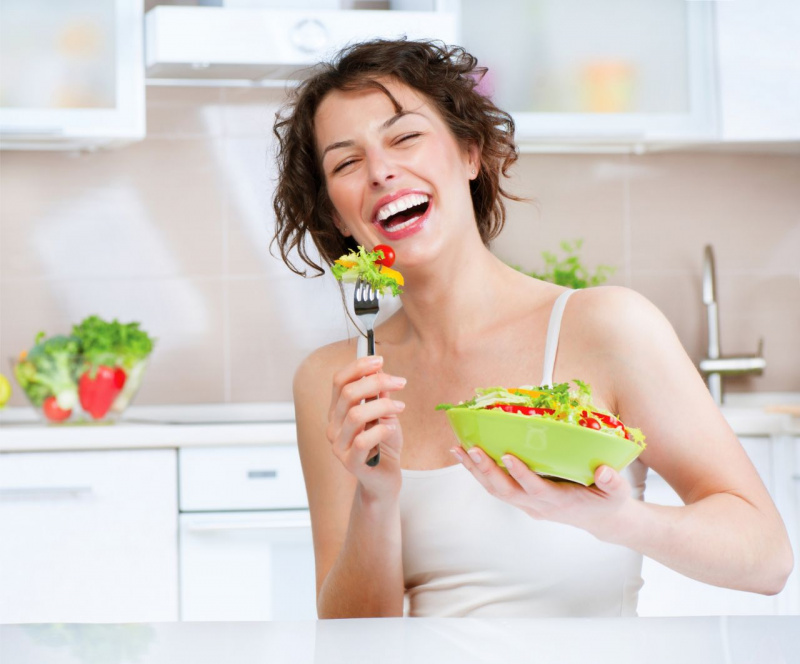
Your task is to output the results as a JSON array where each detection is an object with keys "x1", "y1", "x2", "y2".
[{"x1": 375, "y1": 193, "x2": 431, "y2": 233}]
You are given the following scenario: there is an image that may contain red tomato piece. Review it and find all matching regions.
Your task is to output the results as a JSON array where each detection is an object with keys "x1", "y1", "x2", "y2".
[
  {"x1": 579, "y1": 417, "x2": 602, "y2": 430},
  {"x1": 42, "y1": 395, "x2": 72, "y2": 422},
  {"x1": 373, "y1": 244, "x2": 396, "y2": 267}
]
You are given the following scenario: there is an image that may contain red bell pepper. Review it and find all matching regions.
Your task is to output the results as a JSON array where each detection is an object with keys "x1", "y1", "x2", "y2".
[{"x1": 79, "y1": 365, "x2": 125, "y2": 419}]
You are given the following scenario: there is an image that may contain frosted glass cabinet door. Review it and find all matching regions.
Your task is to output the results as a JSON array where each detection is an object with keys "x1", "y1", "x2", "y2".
[
  {"x1": 0, "y1": 0, "x2": 145, "y2": 148},
  {"x1": 458, "y1": 0, "x2": 716, "y2": 144},
  {"x1": 0, "y1": 450, "x2": 179, "y2": 623}
]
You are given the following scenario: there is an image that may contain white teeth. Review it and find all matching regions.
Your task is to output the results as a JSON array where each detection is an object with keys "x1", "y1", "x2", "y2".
[{"x1": 376, "y1": 193, "x2": 430, "y2": 223}]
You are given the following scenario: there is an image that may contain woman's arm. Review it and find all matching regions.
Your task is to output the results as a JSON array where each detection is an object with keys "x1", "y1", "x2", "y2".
[
  {"x1": 594, "y1": 287, "x2": 793, "y2": 593},
  {"x1": 294, "y1": 344, "x2": 407, "y2": 617},
  {"x1": 454, "y1": 287, "x2": 792, "y2": 594}
]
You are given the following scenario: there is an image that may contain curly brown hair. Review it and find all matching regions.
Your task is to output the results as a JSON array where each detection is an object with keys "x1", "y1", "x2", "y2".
[{"x1": 271, "y1": 38, "x2": 520, "y2": 277}]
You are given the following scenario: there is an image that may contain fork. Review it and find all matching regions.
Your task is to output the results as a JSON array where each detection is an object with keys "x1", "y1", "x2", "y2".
[{"x1": 354, "y1": 278, "x2": 381, "y2": 466}]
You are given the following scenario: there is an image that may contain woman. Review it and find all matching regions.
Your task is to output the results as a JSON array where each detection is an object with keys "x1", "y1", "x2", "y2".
[{"x1": 272, "y1": 39, "x2": 792, "y2": 618}]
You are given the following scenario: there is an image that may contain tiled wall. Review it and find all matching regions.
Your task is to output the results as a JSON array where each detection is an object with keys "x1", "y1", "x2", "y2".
[{"x1": 1, "y1": 86, "x2": 798, "y2": 407}]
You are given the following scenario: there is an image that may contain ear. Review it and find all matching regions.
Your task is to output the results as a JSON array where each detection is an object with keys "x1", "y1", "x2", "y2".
[
  {"x1": 466, "y1": 143, "x2": 480, "y2": 180},
  {"x1": 332, "y1": 212, "x2": 351, "y2": 237}
]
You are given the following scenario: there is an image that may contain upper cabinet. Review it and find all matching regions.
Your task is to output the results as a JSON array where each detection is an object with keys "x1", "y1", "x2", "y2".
[
  {"x1": 0, "y1": 0, "x2": 145, "y2": 150},
  {"x1": 458, "y1": 0, "x2": 717, "y2": 150},
  {"x1": 714, "y1": 0, "x2": 800, "y2": 143},
  {"x1": 144, "y1": 3, "x2": 458, "y2": 83}
]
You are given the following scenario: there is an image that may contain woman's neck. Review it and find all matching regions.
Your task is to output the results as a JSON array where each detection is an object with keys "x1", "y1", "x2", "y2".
[{"x1": 392, "y1": 242, "x2": 534, "y2": 356}]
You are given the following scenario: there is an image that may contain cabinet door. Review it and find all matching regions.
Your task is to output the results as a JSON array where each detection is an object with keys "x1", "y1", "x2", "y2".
[
  {"x1": 0, "y1": 0, "x2": 145, "y2": 149},
  {"x1": 0, "y1": 449, "x2": 178, "y2": 623},
  {"x1": 638, "y1": 437, "x2": 782, "y2": 616},
  {"x1": 458, "y1": 0, "x2": 716, "y2": 145},
  {"x1": 715, "y1": 0, "x2": 800, "y2": 141},
  {"x1": 180, "y1": 510, "x2": 316, "y2": 621}
]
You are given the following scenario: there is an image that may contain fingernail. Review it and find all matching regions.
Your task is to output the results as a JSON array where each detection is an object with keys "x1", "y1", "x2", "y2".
[
  {"x1": 597, "y1": 466, "x2": 611, "y2": 483},
  {"x1": 366, "y1": 355, "x2": 383, "y2": 367},
  {"x1": 390, "y1": 376, "x2": 407, "y2": 387},
  {"x1": 467, "y1": 448, "x2": 481, "y2": 464},
  {"x1": 392, "y1": 400, "x2": 406, "y2": 410},
  {"x1": 502, "y1": 455, "x2": 514, "y2": 470},
  {"x1": 450, "y1": 448, "x2": 463, "y2": 461}
]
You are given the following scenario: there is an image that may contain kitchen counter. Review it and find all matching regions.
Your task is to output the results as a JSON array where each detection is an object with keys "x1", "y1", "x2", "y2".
[
  {"x1": 0, "y1": 403, "x2": 297, "y2": 452},
  {"x1": 1, "y1": 617, "x2": 798, "y2": 664},
  {"x1": 1, "y1": 394, "x2": 798, "y2": 453}
]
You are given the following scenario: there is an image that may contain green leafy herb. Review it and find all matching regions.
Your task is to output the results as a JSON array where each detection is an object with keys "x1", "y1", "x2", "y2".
[
  {"x1": 71, "y1": 315, "x2": 155, "y2": 371},
  {"x1": 511, "y1": 239, "x2": 615, "y2": 289}
]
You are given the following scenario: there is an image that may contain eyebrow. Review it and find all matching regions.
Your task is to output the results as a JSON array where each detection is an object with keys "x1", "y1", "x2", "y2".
[{"x1": 320, "y1": 111, "x2": 425, "y2": 161}]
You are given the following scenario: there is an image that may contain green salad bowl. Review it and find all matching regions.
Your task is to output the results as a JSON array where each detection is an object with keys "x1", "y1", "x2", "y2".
[{"x1": 445, "y1": 407, "x2": 645, "y2": 486}]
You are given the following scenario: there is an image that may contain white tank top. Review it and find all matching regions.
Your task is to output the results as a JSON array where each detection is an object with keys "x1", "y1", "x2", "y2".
[{"x1": 357, "y1": 289, "x2": 648, "y2": 617}]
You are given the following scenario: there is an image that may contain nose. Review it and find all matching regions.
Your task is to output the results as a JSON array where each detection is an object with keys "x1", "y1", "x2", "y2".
[{"x1": 366, "y1": 148, "x2": 397, "y2": 188}]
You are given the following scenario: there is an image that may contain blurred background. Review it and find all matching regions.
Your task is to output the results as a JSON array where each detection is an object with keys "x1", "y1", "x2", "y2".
[{"x1": 1, "y1": 0, "x2": 798, "y2": 403}]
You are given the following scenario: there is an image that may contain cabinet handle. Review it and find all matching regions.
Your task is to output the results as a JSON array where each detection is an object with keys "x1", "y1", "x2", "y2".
[
  {"x1": 0, "y1": 486, "x2": 94, "y2": 500},
  {"x1": 247, "y1": 469, "x2": 278, "y2": 479},
  {"x1": 187, "y1": 517, "x2": 310, "y2": 532}
]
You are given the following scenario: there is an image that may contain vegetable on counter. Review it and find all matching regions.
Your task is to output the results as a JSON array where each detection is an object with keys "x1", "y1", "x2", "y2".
[
  {"x1": 13, "y1": 333, "x2": 81, "y2": 421},
  {"x1": 72, "y1": 316, "x2": 155, "y2": 420},
  {"x1": 437, "y1": 380, "x2": 645, "y2": 446},
  {"x1": 331, "y1": 245, "x2": 404, "y2": 296}
]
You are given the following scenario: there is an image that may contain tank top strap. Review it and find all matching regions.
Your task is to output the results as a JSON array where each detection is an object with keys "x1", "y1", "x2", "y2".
[{"x1": 540, "y1": 289, "x2": 576, "y2": 388}]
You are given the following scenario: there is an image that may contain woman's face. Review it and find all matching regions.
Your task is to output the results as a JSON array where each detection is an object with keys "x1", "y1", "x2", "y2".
[{"x1": 314, "y1": 79, "x2": 479, "y2": 268}]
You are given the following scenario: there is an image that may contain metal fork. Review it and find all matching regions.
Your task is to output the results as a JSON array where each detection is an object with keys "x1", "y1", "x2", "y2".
[{"x1": 354, "y1": 278, "x2": 381, "y2": 466}]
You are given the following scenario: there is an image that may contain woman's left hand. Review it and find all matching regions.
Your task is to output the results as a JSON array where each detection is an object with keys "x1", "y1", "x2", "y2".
[{"x1": 452, "y1": 446, "x2": 634, "y2": 540}]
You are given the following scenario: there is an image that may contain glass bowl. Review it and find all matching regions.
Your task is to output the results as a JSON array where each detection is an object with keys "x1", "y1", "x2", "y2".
[{"x1": 10, "y1": 358, "x2": 150, "y2": 425}]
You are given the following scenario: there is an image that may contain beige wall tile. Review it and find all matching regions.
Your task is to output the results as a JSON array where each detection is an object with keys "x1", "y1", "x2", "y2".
[
  {"x1": 227, "y1": 275, "x2": 355, "y2": 402},
  {"x1": 629, "y1": 152, "x2": 800, "y2": 273},
  {"x1": 0, "y1": 140, "x2": 226, "y2": 279},
  {"x1": 221, "y1": 87, "x2": 286, "y2": 138},
  {"x1": 0, "y1": 277, "x2": 226, "y2": 407},
  {"x1": 146, "y1": 86, "x2": 225, "y2": 137},
  {"x1": 494, "y1": 155, "x2": 627, "y2": 286}
]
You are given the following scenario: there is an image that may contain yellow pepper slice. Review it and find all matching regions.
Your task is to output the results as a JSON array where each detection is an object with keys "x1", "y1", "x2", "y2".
[
  {"x1": 510, "y1": 388, "x2": 542, "y2": 398},
  {"x1": 379, "y1": 265, "x2": 404, "y2": 286}
]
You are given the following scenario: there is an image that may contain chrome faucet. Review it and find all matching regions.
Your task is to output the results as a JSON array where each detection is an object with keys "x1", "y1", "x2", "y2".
[{"x1": 698, "y1": 245, "x2": 766, "y2": 405}]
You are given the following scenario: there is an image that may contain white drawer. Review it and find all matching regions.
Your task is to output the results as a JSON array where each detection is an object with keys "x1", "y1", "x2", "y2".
[{"x1": 179, "y1": 445, "x2": 307, "y2": 511}]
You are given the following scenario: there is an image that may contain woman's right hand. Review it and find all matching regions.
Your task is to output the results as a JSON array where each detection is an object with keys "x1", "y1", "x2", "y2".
[{"x1": 326, "y1": 355, "x2": 406, "y2": 497}]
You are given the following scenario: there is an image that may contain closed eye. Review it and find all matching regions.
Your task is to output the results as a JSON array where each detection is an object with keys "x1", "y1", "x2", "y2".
[
  {"x1": 394, "y1": 132, "x2": 422, "y2": 145},
  {"x1": 332, "y1": 157, "x2": 358, "y2": 174}
]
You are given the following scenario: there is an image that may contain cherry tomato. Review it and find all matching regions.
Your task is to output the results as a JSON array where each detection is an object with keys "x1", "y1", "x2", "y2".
[
  {"x1": 42, "y1": 395, "x2": 72, "y2": 422},
  {"x1": 373, "y1": 244, "x2": 395, "y2": 268}
]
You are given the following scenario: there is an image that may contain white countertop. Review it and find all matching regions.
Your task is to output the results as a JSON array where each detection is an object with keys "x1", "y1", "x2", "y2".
[
  {"x1": 0, "y1": 403, "x2": 297, "y2": 452},
  {"x1": 1, "y1": 394, "x2": 798, "y2": 453},
  {"x1": 1, "y1": 617, "x2": 798, "y2": 664}
]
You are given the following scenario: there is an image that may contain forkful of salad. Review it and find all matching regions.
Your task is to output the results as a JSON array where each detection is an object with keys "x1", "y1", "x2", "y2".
[{"x1": 332, "y1": 245, "x2": 404, "y2": 466}]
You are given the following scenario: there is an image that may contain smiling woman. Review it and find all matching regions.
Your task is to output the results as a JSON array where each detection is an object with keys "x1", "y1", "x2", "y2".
[{"x1": 270, "y1": 39, "x2": 793, "y2": 620}]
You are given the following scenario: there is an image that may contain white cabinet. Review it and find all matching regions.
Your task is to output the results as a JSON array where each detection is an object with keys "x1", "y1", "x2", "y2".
[
  {"x1": 0, "y1": 449, "x2": 178, "y2": 623},
  {"x1": 457, "y1": 0, "x2": 717, "y2": 149},
  {"x1": 178, "y1": 446, "x2": 316, "y2": 621},
  {"x1": 638, "y1": 436, "x2": 798, "y2": 617},
  {"x1": 714, "y1": 0, "x2": 800, "y2": 142},
  {"x1": 0, "y1": 0, "x2": 145, "y2": 150}
]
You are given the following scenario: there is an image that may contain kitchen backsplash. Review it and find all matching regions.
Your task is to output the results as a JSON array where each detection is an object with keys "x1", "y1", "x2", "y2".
[{"x1": 1, "y1": 86, "x2": 798, "y2": 406}]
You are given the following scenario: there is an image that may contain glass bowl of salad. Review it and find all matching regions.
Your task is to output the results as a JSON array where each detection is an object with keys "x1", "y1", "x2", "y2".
[
  {"x1": 12, "y1": 316, "x2": 154, "y2": 425},
  {"x1": 438, "y1": 381, "x2": 646, "y2": 486}
]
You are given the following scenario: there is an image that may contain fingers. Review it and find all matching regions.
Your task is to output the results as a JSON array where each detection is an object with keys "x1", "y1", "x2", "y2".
[
  {"x1": 593, "y1": 465, "x2": 630, "y2": 498},
  {"x1": 334, "y1": 397, "x2": 405, "y2": 457},
  {"x1": 451, "y1": 446, "x2": 522, "y2": 502},
  {"x1": 329, "y1": 355, "x2": 406, "y2": 425}
]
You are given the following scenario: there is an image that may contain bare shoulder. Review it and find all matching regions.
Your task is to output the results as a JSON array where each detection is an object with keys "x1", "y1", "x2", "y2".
[
  {"x1": 562, "y1": 286, "x2": 696, "y2": 415},
  {"x1": 294, "y1": 337, "x2": 358, "y2": 399}
]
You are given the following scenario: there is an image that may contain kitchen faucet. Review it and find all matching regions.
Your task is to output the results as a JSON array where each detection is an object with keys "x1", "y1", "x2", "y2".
[{"x1": 698, "y1": 245, "x2": 766, "y2": 405}]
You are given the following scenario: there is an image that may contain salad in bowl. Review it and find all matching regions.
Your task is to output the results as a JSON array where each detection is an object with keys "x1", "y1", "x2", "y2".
[{"x1": 437, "y1": 381, "x2": 646, "y2": 485}]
